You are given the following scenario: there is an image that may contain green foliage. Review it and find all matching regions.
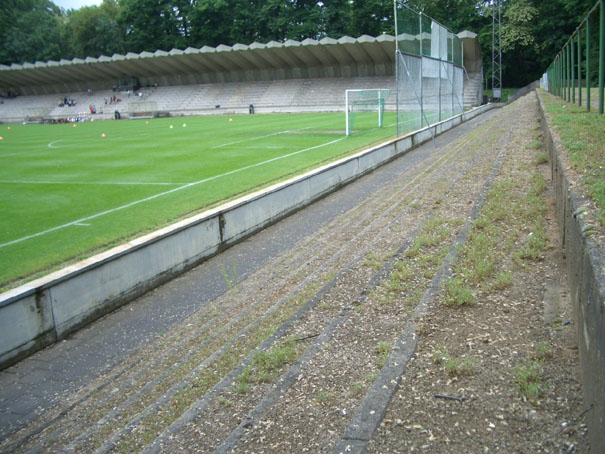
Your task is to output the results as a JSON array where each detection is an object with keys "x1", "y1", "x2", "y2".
[
  {"x1": 0, "y1": 0, "x2": 596, "y2": 89},
  {"x1": 513, "y1": 360, "x2": 543, "y2": 403},
  {"x1": 445, "y1": 355, "x2": 476, "y2": 377},
  {"x1": 493, "y1": 270, "x2": 513, "y2": 290},
  {"x1": 535, "y1": 151, "x2": 548, "y2": 165},
  {"x1": 431, "y1": 344, "x2": 449, "y2": 365},
  {"x1": 431, "y1": 345, "x2": 476, "y2": 376},
  {"x1": 501, "y1": 0, "x2": 538, "y2": 52},
  {"x1": 543, "y1": 95, "x2": 605, "y2": 227},
  {"x1": 0, "y1": 0, "x2": 65, "y2": 65},
  {"x1": 236, "y1": 338, "x2": 299, "y2": 391},
  {"x1": 375, "y1": 341, "x2": 391, "y2": 367},
  {"x1": 444, "y1": 277, "x2": 474, "y2": 307},
  {"x1": 64, "y1": 2, "x2": 124, "y2": 58}
]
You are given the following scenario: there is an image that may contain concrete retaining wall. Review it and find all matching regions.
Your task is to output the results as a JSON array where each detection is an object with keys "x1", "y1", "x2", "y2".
[
  {"x1": 537, "y1": 91, "x2": 605, "y2": 453},
  {"x1": 0, "y1": 104, "x2": 492, "y2": 370}
]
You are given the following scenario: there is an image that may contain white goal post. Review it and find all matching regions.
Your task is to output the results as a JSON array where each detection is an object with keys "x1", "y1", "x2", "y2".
[{"x1": 345, "y1": 89, "x2": 392, "y2": 136}]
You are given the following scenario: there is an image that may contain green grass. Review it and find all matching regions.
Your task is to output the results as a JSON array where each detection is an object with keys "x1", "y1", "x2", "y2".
[
  {"x1": 540, "y1": 90, "x2": 605, "y2": 226},
  {"x1": 513, "y1": 359, "x2": 543, "y2": 404},
  {"x1": 0, "y1": 112, "x2": 400, "y2": 288}
]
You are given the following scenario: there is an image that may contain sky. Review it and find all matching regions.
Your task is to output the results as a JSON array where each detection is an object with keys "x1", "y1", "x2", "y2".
[{"x1": 53, "y1": 0, "x2": 103, "y2": 10}]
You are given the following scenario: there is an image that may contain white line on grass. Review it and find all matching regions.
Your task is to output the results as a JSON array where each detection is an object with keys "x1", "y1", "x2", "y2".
[
  {"x1": 212, "y1": 126, "x2": 314, "y2": 149},
  {"x1": 48, "y1": 140, "x2": 65, "y2": 149},
  {"x1": 218, "y1": 146, "x2": 301, "y2": 150},
  {"x1": 0, "y1": 136, "x2": 346, "y2": 249},
  {"x1": 212, "y1": 130, "x2": 288, "y2": 149}
]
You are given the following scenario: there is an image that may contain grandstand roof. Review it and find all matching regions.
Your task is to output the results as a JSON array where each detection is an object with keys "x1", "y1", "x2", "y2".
[{"x1": 0, "y1": 34, "x2": 398, "y2": 95}]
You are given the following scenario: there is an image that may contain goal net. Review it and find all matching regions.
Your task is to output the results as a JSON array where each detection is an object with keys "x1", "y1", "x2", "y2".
[
  {"x1": 128, "y1": 101, "x2": 159, "y2": 119},
  {"x1": 345, "y1": 89, "x2": 392, "y2": 136}
]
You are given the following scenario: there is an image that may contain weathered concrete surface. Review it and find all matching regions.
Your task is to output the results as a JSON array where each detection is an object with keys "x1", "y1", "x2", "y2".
[{"x1": 537, "y1": 90, "x2": 605, "y2": 454}]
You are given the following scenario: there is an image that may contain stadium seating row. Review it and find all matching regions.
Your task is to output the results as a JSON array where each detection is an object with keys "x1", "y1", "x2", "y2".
[{"x1": 0, "y1": 76, "x2": 398, "y2": 122}]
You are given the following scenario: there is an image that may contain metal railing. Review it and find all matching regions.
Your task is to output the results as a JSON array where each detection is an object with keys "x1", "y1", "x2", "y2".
[{"x1": 544, "y1": 0, "x2": 604, "y2": 114}]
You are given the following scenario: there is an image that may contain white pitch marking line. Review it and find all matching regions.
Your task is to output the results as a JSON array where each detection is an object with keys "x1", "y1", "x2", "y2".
[
  {"x1": 213, "y1": 130, "x2": 287, "y2": 149},
  {"x1": 218, "y1": 146, "x2": 301, "y2": 150},
  {"x1": 48, "y1": 140, "x2": 66, "y2": 149},
  {"x1": 0, "y1": 136, "x2": 346, "y2": 249},
  {"x1": 212, "y1": 125, "x2": 314, "y2": 149}
]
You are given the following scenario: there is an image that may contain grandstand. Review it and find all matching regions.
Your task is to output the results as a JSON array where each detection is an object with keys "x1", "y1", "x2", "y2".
[{"x1": 0, "y1": 33, "x2": 482, "y2": 123}]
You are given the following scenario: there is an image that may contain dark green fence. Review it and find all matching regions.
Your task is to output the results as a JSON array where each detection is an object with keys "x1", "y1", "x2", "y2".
[{"x1": 544, "y1": 0, "x2": 604, "y2": 114}]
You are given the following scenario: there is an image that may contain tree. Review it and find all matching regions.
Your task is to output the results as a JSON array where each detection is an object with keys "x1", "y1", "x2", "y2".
[
  {"x1": 118, "y1": 0, "x2": 192, "y2": 52},
  {"x1": 64, "y1": 0, "x2": 124, "y2": 58},
  {"x1": 322, "y1": 0, "x2": 352, "y2": 39},
  {"x1": 349, "y1": 0, "x2": 395, "y2": 37},
  {"x1": 0, "y1": 0, "x2": 66, "y2": 65}
]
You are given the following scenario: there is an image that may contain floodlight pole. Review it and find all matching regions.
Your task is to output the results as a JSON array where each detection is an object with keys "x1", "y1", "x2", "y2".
[{"x1": 492, "y1": 0, "x2": 502, "y2": 101}]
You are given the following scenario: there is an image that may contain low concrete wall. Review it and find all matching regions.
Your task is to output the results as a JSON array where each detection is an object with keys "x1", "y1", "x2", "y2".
[
  {"x1": 537, "y1": 91, "x2": 605, "y2": 453},
  {"x1": 0, "y1": 104, "x2": 493, "y2": 370}
]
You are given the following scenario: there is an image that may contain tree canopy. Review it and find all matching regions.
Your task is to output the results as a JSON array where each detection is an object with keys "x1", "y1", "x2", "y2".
[{"x1": 0, "y1": 0, "x2": 599, "y2": 88}]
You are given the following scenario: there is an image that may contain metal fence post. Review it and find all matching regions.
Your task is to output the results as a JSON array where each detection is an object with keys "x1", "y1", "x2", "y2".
[
  {"x1": 572, "y1": 38, "x2": 576, "y2": 103},
  {"x1": 565, "y1": 42, "x2": 571, "y2": 101},
  {"x1": 578, "y1": 32, "x2": 582, "y2": 106},
  {"x1": 587, "y1": 15, "x2": 591, "y2": 111},
  {"x1": 599, "y1": 0, "x2": 605, "y2": 115}
]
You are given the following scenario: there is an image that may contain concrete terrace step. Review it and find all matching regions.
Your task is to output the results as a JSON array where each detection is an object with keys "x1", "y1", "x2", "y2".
[
  {"x1": 0, "y1": 94, "x2": 584, "y2": 453},
  {"x1": 1, "y1": 106, "x2": 498, "y2": 452}
]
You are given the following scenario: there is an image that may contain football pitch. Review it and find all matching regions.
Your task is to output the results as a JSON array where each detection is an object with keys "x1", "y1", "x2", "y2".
[{"x1": 0, "y1": 111, "x2": 400, "y2": 288}]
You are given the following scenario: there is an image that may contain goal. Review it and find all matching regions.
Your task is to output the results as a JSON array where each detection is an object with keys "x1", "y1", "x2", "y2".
[
  {"x1": 345, "y1": 89, "x2": 392, "y2": 136},
  {"x1": 128, "y1": 101, "x2": 159, "y2": 119}
]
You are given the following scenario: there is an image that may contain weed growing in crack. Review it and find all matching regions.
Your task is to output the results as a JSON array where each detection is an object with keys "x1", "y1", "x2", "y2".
[
  {"x1": 445, "y1": 355, "x2": 477, "y2": 377},
  {"x1": 493, "y1": 270, "x2": 513, "y2": 290},
  {"x1": 431, "y1": 346, "x2": 476, "y2": 376},
  {"x1": 514, "y1": 360, "x2": 542, "y2": 404},
  {"x1": 431, "y1": 344, "x2": 450, "y2": 365},
  {"x1": 375, "y1": 341, "x2": 391, "y2": 367},
  {"x1": 236, "y1": 337, "x2": 302, "y2": 392},
  {"x1": 220, "y1": 260, "x2": 239, "y2": 290},
  {"x1": 444, "y1": 277, "x2": 474, "y2": 306},
  {"x1": 317, "y1": 390, "x2": 335, "y2": 405},
  {"x1": 514, "y1": 220, "x2": 548, "y2": 265},
  {"x1": 351, "y1": 381, "x2": 365, "y2": 397},
  {"x1": 535, "y1": 151, "x2": 548, "y2": 165},
  {"x1": 531, "y1": 341, "x2": 553, "y2": 361},
  {"x1": 218, "y1": 396, "x2": 233, "y2": 406}
]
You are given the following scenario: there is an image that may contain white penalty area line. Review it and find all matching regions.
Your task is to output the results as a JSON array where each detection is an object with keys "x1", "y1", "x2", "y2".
[
  {"x1": 212, "y1": 126, "x2": 314, "y2": 149},
  {"x1": 218, "y1": 146, "x2": 301, "y2": 150},
  {"x1": 0, "y1": 136, "x2": 346, "y2": 249}
]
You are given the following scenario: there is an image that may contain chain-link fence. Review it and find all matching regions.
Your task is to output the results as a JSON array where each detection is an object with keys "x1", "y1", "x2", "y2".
[
  {"x1": 543, "y1": 0, "x2": 604, "y2": 114},
  {"x1": 395, "y1": 4, "x2": 465, "y2": 137}
]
